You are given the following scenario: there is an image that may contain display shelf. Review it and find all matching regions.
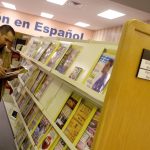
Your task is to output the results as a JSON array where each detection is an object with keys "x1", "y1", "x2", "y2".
[
  {"x1": 20, "y1": 52, "x2": 52, "y2": 75},
  {"x1": 51, "y1": 70, "x2": 104, "y2": 107},
  {"x1": 11, "y1": 95, "x2": 37, "y2": 150},
  {"x1": 23, "y1": 83, "x2": 77, "y2": 150},
  {"x1": 24, "y1": 87, "x2": 44, "y2": 111},
  {"x1": 20, "y1": 52, "x2": 104, "y2": 107},
  {"x1": 18, "y1": 76, "x2": 25, "y2": 86},
  {"x1": 43, "y1": 109, "x2": 77, "y2": 150},
  {"x1": 14, "y1": 139, "x2": 19, "y2": 150},
  {"x1": 8, "y1": 81, "x2": 15, "y2": 90}
]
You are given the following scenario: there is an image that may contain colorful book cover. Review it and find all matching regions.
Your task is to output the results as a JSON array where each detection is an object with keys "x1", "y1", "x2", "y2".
[
  {"x1": 39, "y1": 42, "x2": 58, "y2": 64},
  {"x1": 64, "y1": 103, "x2": 92, "y2": 142},
  {"x1": 85, "y1": 49, "x2": 115, "y2": 93},
  {"x1": 32, "y1": 116, "x2": 51, "y2": 145},
  {"x1": 69, "y1": 66, "x2": 83, "y2": 80},
  {"x1": 55, "y1": 45, "x2": 81, "y2": 74},
  {"x1": 76, "y1": 110, "x2": 101, "y2": 150},
  {"x1": 33, "y1": 41, "x2": 51, "y2": 61},
  {"x1": 46, "y1": 42, "x2": 71, "y2": 68},
  {"x1": 39, "y1": 127, "x2": 58, "y2": 150},
  {"x1": 54, "y1": 138, "x2": 66, "y2": 150},
  {"x1": 55, "y1": 95, "x2": 78, "y2": 129}
]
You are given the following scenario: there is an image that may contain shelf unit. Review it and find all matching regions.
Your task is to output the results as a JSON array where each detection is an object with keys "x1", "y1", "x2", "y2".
[{"x1": 10, "y1": 37, "x2": 117, "y2": 149}]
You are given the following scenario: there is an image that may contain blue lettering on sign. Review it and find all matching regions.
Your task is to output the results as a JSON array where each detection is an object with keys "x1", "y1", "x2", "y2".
[
  {"x1": 34, "y1": 22, "x2": 84, "y2": 40},
  {"x1": 35, "y1": 21, "x2": 43, "y2": 32},
  {"x1": 14, "y1": 19, "x2": 22, "y2": 26},
  {"x1": 0, "y1": 15, "x2": 10, "y2": 24}
]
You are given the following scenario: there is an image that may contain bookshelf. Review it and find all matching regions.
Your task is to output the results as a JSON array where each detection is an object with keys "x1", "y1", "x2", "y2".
[{"x1": 8, "y1": 37, "x2": 117, "y2": 149}]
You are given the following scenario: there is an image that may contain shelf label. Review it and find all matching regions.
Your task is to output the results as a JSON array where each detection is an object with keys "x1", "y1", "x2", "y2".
[{"x1": 137, "y1": 49, "x2": 150, "y2": 80}]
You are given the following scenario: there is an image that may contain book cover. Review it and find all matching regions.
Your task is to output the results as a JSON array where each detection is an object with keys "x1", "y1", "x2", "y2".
[
  {"x1": 54, "y1": 138, "x2": 66, "y2": 150},
  {"x1": 69, "y1": 66, "x2": 83, "y2": 80},
  {"x1": 32, "y1": 116, "x2": 51, "y2": 145},
  {"x1": 64, "y1": 103, "x2": 92, "y2": 142},
  {"x1": 39, "y1": 42, "x2": 58, "y2": 64},
  {"x1": 30, "y1": 71, "x2": 45, "y2": 93},
  {"x1": 33, "y1": 41, "x2": 51, "y2": 61},
  {"x1": 76, "y1": 110, "x2": 101, "y2": 150},
  {"x1": 21, "y1": 136, "x2": 32, "y2": 150},
  {"x1": 55, "y1": 95, "x2": 78, "y2": 129},
  {"x1": 46, "y1": 42, "x2": 71, "y2": 68},
  {"x1": 85, "y1": 49, "x2": 115, "y2": 93},
  {"x1": 39, "y1": 127, "x2": 58, "y2": 150},
  {"x1": 55, "y1": 45, "x2": 81, "y2": 74}
]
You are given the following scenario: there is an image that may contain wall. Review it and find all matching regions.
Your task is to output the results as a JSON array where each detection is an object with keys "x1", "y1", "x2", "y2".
[
  {"x1": 0, "y1": 7, "x2": 94, "y2": 40},
  {"x1": 93, "y1": 26, "x2": 122, "y2": 44}
]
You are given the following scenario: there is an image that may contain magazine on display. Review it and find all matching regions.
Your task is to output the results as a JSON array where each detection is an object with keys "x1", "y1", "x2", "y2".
[
  {"x1": 85, "y1": 49, "x2": 115, "y2": 93},
  {"x1": 69, "y1": 66, "x2": 83, "y2": 80},
  {"x1": 55, "y1": 94, "x2": 78, "y2": 129},
  {"x1": 64, "y1": 102, "x2": 92, "y2": 142},
  {"x1": 76, "y1": 110, "x2": 101, "y2": 150},
  {"x1": 55, "y1": 45, "x2": 81, "y2": 74},
  {"x1": 32, "y1": 116, "x2": 51, "y2": 145},
  {"x1": 54, "y1": 138, "x2": 66, "y2": 150},
  {"x1": 46, "y1": 42, "x2": 71, "y2": 68}
]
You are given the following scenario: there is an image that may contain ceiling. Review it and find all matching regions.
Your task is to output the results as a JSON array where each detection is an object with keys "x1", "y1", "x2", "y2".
[{"x1": 0, "y1": 0, "x2": 150, "y2": 30}]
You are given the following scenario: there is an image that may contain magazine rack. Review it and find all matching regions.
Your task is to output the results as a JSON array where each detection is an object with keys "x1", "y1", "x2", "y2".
[
  {"x1": 7, "y1": 37, "x2": 117, "y2": 149},
  {"x1": 94, "y1": 20, "x2": 150, "y2": 150}
]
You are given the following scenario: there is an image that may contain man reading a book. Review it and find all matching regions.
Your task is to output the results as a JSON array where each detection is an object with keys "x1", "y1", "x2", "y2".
[{"x1": 0, "y1": 25, "x2": 15, "y2": 99}]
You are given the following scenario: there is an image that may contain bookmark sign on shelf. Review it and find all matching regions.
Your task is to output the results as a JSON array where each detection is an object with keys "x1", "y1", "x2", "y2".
[{"x1": 137, "y1": 49, "x2": 150, "y2": 80}]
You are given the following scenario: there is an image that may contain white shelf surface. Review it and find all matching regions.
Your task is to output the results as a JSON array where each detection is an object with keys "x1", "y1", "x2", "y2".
[{"x1": 51, "y1": 70, "x2": 105, "y2": 107}]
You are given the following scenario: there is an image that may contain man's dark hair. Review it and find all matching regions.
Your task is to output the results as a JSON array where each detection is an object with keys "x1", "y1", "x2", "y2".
[{"x1": 0, "y1": 25, "x2": 15, "y2": 36}]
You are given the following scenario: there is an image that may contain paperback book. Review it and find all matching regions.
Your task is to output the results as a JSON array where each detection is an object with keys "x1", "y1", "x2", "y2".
[
  {"x1": 69, "y1": 66, "x2": 83, "y2": 80},
  {"x1": 85, "y1": 49, "x2": 115, "y2": 93},
  {"x1": 64, "y1": 102, "x2": 92, "y2": 142},
  {"x1": 76, "y1": 110, "x2": 101, "y2": 150},
  {"x1": 55, "y1": 94, "x2": 78, "y2": 129},
  {"x1": 39, "y1": 42, "x2": 58, "y2": 64},
  {"x1": 39, "y1": 127, "x2": 58, "y2": 150},
  {"x1": 46, "y1": 42, "x2": 71, "y2": 68},
  {"x1": 54, "y1": 138, "x2": 66, "y2": 150},
  {"x1": 55, "y1": 45, "x2": 81, "y2": 74},
  {"x1": 32, "y1": 116, "x2": 51, "y2": 145}
]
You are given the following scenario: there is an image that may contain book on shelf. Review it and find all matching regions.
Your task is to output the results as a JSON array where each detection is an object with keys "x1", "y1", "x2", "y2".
[
  {"x1": 32, "y1": 116, "x2": 51, "y2": 145},
  {"x1": 28, "y1": 110, "x2": 43, "y2": 134},
  {"x1": 34, "y1": 75, "x2": 53, "y2": 100},
  {"x1": 76, "y1": 110, "x2": 101, "y2": 150},
  {"x1": 24, "y1": 105, "x2": 39, "y2": 125},
  {"x1": 30, "y1": 71, "x2": 46, "y2": 93},
  {"x1": 20, "y1": 136, "x2": 32, "y2": 150},
  {"x1": 85, "y1": 49, "x2": 115, "y2": 93},
  {"x1": 38, "y1": 127, "x2": 59, "y2": 150},
  {"x1": 46, "y1": 42, "x2": 71, "y2": 68},
  {"x1": 39, "y1": 42, "x2": 59, "y2": 64},
  {"x1": 69, "y1": 66, "x2": 83, "y2": 80},
  {"x1": 64, "y1": 102, "x2": 93, "y2": 142},
  {"x1": 53, "y1": 138, "x2": 66, "y2": 150},
  {"x1": 33, "y1": 41, "x2": 51, "y2": 61},
  {"x1": 55, "y1": 93, "x2": 81, "y2": 129},
  {"x1": 55, "y1": 44, "x2": 81, "y2": 74}
]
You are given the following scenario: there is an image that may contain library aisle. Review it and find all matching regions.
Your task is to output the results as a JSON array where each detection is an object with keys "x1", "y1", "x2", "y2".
[{"x1": 0, "y1": 100, "x2": 16, "y2": 150}]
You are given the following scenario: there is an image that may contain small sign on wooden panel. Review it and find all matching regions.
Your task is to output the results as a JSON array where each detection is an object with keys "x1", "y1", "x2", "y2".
[{"x1": 137, "y1": 49, "x2": 150, "y2": 80}]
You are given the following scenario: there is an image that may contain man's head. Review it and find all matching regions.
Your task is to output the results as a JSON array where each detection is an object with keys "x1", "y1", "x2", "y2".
[{"x1": 0, "y1": 25, "x2": 15, "y2": 48}]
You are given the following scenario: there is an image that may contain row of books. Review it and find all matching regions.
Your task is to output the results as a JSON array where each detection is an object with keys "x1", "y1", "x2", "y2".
[
  {"x1": 23, "y1": 37, "x2": 115, "y2": 93},
  {"x1": 12, "y1": 84, "x2": 101, "y2": 150}
]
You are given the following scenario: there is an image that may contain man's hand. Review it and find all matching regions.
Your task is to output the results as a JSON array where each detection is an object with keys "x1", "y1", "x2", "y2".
[{"x1": 0, "y1": 66, "x2": 6, "y2": 77}]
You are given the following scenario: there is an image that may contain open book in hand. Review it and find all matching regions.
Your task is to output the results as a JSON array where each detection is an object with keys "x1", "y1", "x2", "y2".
[{"x1": 0, "y1": 66, "x2": 28, "y2": 79}]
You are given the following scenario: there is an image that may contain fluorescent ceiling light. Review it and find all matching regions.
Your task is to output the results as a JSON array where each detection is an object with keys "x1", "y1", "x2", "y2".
[
  {"x1": 41, "y1": 12, "x2": 54, "y2": 19},
  {"x1": 97, "y1": 9, "x2": 125, "y2": 19},
  {"x1": 1, "y1": 2, "x2": 16, "y2": 10},
  {"x1": 75, "y1": 22, "x2": 90, "y2": 28},
  {"x1": 46, "y1": 0, "x2": 68, "y2": 5}
]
